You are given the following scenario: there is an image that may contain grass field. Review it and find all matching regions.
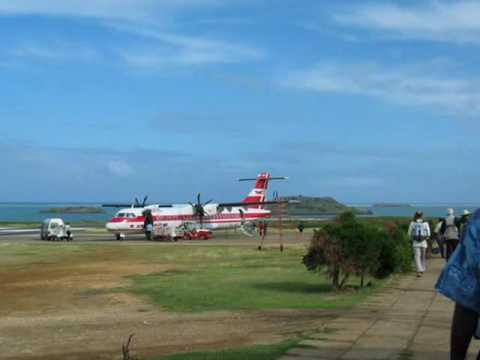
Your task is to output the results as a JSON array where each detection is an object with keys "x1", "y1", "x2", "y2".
[
  {"x1": 0, "y1": 242, "x2": 384, "y2": 313},
  {"x1": 0, "y1": 242, "x2": 89, "y2": 266},
  {"x1": 151, "y1": 340, "x2": 299, "y2": 360},
  {"x1": 0, "y1": 238, "x2": 388, "y2": 359},
  {"x1": 124, "y1": 245, "x2": 381, "y2": 312}
]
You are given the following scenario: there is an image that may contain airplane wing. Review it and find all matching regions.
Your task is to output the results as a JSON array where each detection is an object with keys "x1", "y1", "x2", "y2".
[
  {"x1": 101, "y1": 203, "x2": 173, "y2": 208},
  {"x1": 218, "y1": 200, "x2": 290, "y2": 208}
]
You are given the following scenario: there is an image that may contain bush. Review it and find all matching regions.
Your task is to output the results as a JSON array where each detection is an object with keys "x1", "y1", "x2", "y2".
[
  {"x1": 379, "y1": 222, "x2": 413, "y2": 276},
  {"x1": 302, "y1": 228, "x2": 352, "y2": 290},
  {"x1": 303, "y1": 212, "x2": 412, "y2": 289}
]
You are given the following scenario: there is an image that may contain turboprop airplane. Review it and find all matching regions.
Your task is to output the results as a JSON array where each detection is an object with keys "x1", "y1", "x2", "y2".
[{"x1": 104, "y1": 172, "x2": 287, "y2": 240}]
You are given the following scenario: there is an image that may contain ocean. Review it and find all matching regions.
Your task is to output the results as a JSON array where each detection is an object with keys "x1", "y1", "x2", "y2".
[
  {"x1": 354, "y1": 204, "x2": 479, "y2": 219},
  {"x1": 0, "y1": 203, "x2": 478, "y2": 224},
  {"x1": 0, "y1": 203, "x2": 116, "y2": 223}
]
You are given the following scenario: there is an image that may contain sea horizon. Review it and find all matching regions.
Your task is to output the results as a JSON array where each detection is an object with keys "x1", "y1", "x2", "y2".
[{"x1": 0, "y1": 201, "x2": 478, "y2": 223}]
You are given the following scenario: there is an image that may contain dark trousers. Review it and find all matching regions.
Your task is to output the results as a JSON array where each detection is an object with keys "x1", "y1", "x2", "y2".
[
  {"x1": 436, "y1": 235, "x2": 445, "y2": 258},
  {"x1": 451, "y1": 303, "x2": 480, "y2": 360},
  {"x1": 446, "y1": 239, "x2": 460, "y2": 261}
]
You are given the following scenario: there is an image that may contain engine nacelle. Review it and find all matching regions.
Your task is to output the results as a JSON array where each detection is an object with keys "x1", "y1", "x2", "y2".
[
  {"x1": 203, "y1": 203, "x2": 219, "y2": 216},
  {"x1": 240, "y1": 221, "x2": 256, "y2": 237}
]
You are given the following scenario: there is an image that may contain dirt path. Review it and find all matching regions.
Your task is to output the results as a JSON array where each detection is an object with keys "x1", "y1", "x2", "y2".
[{"x1": 1, "y1": 298, "x2": 335, "y2": 360}]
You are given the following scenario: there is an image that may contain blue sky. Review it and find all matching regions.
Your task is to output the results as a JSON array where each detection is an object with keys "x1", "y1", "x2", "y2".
[{"x1": 1, "y1": 0, "x2": 480, "y2": 203}]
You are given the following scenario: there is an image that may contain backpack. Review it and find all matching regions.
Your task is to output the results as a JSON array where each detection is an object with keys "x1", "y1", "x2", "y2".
[
  {"x1": 444, "y1": 216, "x2": 459, "y2": 240},
  {"x1": 412, "y1": 221, "x2": 427, "y2": 242}
]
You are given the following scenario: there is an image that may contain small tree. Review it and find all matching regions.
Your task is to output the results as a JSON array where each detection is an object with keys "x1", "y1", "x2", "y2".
[
  {"x1": 344, "y1": 223, "x2": 383, "y2": 287},
  {"x1": 303, "y1": 227, "x2": 354, "y2": 290},
  {"x1": 303, "y1": 212, "x2": 406, "y2": 289},
  {"x1": 302, "y1": 212, "x2": 360, "y2": 290}
]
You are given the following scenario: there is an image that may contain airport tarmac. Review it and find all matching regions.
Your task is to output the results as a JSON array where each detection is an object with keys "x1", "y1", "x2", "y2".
[
  {"x1": 0, "y1": 227, "x2": 91, "y2": 237},
  {"x1": 0, "y1": 227, "x2": 312, "y2": 248}
]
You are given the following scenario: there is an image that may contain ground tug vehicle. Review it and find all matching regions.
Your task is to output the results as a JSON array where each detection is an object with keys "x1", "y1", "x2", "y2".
[
  {"x1": 40, "y1": 218, "x2": 73, "y2": 241},
  {"x1": 147, "y1": 222, "x2": 213, "y2": 241}
]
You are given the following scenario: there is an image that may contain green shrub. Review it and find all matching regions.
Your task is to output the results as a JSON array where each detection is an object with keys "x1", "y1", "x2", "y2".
[
  {"x1": 379, "y1": 222, "x2": 413, "y2": 275},
  {"x1": 303, "y1": 212, "x2": 411, "y2": 289},
  {"x1": 302, "y1": 228, "x2": 352, "y2": 290}
]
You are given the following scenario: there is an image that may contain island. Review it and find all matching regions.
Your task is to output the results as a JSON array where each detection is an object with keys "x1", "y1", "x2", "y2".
[
  {"x1": 372, "y1": 203, "x2": 413, "y2": 208},
  {"x1": 267, "y1": 196, "x2": 372, "y2": 216},
  {"x1": 40, "y1": 207, "x2": 106, "y2": 214}
]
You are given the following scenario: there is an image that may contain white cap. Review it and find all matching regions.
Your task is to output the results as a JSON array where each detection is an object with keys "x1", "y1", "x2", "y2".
[
  {"x1": 464, "y1": 209, "x2": 471, "y2": 216},
  {"x1": 447, "y1": 208, "x2": 454, "y2": 216}
]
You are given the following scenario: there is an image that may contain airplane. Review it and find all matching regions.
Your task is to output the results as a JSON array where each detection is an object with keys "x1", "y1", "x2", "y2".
[{"x1": 103, "y1": 172, "x2": 287, "y2": 240}]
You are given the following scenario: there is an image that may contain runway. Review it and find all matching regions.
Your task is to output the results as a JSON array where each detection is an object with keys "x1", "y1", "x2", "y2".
[
  {"x1": 0, "y1": 227, "x2": 311, "y2": 247},
  {"x1": 0, "y1": 228, "x2": 39, "y2": 236}
]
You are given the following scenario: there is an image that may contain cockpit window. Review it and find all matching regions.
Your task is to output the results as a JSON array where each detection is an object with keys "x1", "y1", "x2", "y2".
[{"x1": 116, "y1": 212, "x2": 136, "y2": 218}]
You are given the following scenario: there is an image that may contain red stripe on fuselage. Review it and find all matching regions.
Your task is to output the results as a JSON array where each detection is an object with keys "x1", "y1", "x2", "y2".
[{"x1": 109, "y1": 212, "x2": 269, "y2": 224}]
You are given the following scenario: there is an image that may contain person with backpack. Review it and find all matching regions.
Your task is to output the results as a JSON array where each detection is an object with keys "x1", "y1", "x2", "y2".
[
  {"x1": 408, "y1": 211, "x2": 431, "y2": 277},
  {"x1": 441, "y1": 208, "x2": 460, "y2": 261},
  {"x1": 436, "y1": 209, "x2": 480, "y2": 360}
]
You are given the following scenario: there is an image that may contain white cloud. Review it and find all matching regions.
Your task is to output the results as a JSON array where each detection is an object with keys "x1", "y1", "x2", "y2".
[
  {"x1": 114, "y1": 24, "x2": 265, "y2": 68},
  {"x1": 335, "y1": 1, "x2": 480, "y2": 44},
  {"x1": 120, "y1": 42, "x2": 263, "y2": 68},
  {"x1": 0, "y1": 3, "x2": 264, "y2": 68},
  {"x1": 11, "y1": 42, "x2": 100, "y2": 63},
  {"x1": 283, "y1": 61, "x2": 480, "y2": 116},
  {"x1": 107, "y1": 160, "x2": 135, "y2": 177},
  {"x1": 0, "y1": 0, "x2": 223, "y2": 23}
]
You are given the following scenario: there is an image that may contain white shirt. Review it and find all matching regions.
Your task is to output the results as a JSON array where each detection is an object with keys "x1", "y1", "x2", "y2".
[{"x1": 408, "y1": 220, "x2": 430, "y2": 248}]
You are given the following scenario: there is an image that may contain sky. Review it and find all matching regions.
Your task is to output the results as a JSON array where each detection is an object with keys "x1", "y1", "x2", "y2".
[{"x1": 1, "y1": 0, "x2": 480, "y2": 204}]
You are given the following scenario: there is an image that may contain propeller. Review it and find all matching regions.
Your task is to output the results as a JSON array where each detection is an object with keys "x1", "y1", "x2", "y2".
[
  {"x1": 102, "y1": 195, "x2": 167, "y2": 209},
  {"x1": 134, "y1": 195, "x2": 149, "y2": 208},
  {"x1": 189, "y1": 193, "x2": 213, "y2": 228},
  {"x1": 238, "y1": 208, "x2": 256, "y2": 237}
]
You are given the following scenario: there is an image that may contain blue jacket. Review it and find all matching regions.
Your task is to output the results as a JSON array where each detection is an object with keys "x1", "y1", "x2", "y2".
[{"x1": 436, "y1": 209, "x2": 480, "y2": 313}]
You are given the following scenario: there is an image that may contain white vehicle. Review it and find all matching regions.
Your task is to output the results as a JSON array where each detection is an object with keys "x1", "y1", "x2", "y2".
[
  {"x1": 40, "y1": 218, "x2": 73, "y2": 241},
  {"x1": 151, "y1": 223, "x2": 177, "y2": 241}
]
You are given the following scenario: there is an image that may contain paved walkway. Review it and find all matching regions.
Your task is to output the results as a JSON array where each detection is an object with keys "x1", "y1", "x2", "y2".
[{"x1": 280, "y1": 258, "x2": 480, "y2": 360}]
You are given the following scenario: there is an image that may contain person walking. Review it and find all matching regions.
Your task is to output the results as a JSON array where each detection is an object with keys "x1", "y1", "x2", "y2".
[
  {"x1": 143, "y1": 209, "x2": 154, "y2": 240},
  {"x1": 65, "y1": 223, "x2": 73, "y2": 241},
  {"x1": 436, "y1": 209, "x2": 480, "y2": 360},
  {"x1": 442, "y1": 208, "x2": 460, "y2": 260},
  {"x1": 258, "y1": 221, "x2": 266, "y2": 240},
  {"x1": 458, "y1": 209, "x2": 471, "y2": 242},
  {"x1": 297, "y1": 223, "x2": 305, "y2": 233},
  {"x1": 407, "y1": 211, "x2": 431, "y2": 277},
  {"x1": 262, "y1": 221, "x2": 268, "y2": 238},
  {"x1": 434, "y1": 217, "x2": 445, "y2": 258}
]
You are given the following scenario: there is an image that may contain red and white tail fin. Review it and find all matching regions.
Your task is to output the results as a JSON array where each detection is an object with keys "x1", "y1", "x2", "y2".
[{"x1": 242, "y1": 172, "x2": 271, "y2": 208}]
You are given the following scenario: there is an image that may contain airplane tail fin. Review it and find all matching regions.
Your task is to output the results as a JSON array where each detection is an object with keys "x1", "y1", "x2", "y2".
[{"x1": 240, "y1": 172, "x2": 287, "y2": 209}]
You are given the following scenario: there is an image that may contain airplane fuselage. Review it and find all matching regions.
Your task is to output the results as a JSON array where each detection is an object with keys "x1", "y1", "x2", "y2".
[{"x1": 106, "y1": 204, "x2": 270, "y2": 234}]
